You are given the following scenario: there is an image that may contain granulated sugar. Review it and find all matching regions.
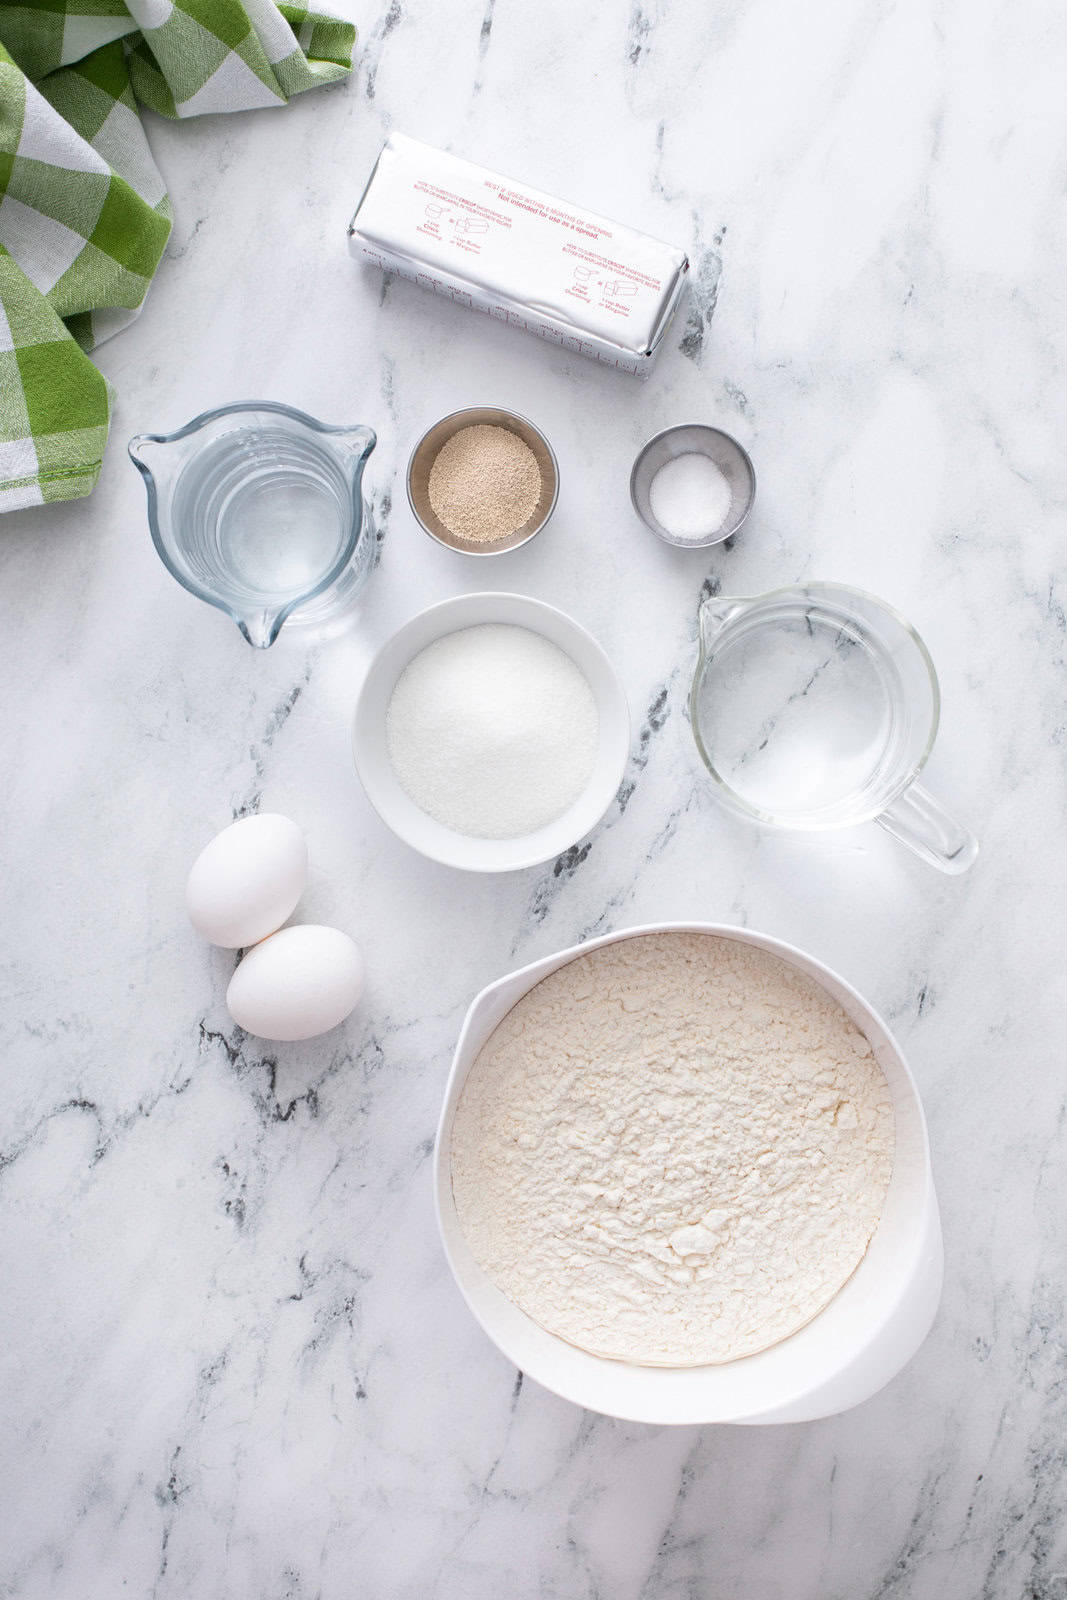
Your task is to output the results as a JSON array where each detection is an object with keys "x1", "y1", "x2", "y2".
[
  {"x1": 385, "y1": 623, "x2": 599, "y2": 838},
  {"x1": 451, "y1": 932, "x2": 895, "y2": 1366},
  {"x1": 428, "y1": 424, "x2": 541, "y2": 543}
]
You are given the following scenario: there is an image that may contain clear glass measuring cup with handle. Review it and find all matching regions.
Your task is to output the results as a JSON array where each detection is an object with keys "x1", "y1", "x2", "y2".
[
  {"x1": 690, "y1": 583, "x2": 978, "y2": 873},
  {"x1": 130, "y1": 401, "x2": 377, "y2": 649}
]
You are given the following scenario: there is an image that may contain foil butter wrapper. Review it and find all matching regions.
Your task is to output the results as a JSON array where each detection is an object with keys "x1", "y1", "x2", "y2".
[{"x1": 348, "y1": 133, "x2": 689, "y2": 377}]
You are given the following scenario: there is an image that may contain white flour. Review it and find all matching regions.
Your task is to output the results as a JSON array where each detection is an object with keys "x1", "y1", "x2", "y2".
[{"x1": 450, "y1": 932, "x2": 895, "y2": 1365}]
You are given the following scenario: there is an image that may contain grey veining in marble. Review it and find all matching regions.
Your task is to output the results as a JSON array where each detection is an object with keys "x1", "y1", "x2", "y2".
[{"x1": 2, "y1": 0, "x2": 1066, "y2": 1595}]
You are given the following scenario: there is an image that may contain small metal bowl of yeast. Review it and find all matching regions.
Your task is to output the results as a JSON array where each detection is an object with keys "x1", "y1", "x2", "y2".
[
  {"x1": 352, "y1": 592, "x2": 630, "y2": 872},
  {"x1": 630, "y1": 423, "x2": 755, "y2": 547},
  {"x1": 435, "y1": 923, "x2": 944, "y2": 1425},
  {"x1": 407, "y1": 406, "x2": 559, "y2": 554}
]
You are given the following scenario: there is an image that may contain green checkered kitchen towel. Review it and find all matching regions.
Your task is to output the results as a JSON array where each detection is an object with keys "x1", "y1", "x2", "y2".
[{"x1": 0, "y1": 1, "x2": 355, "y2": 513}]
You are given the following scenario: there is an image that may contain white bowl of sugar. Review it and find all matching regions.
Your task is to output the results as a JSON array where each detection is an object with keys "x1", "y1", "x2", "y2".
[{"x1": 352, "y1": 592, "x2": 630, "y2": 871}]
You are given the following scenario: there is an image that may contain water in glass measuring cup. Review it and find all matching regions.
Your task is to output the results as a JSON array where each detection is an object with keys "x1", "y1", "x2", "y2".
[
  {"x1": 691, "y1": 584, "x2": 978, "y2": 870},
  {"x1": 692, "y1": 592, "x2": 919, "y2": 829},
  {"x1": 174, "y1": 425, "x2": 351, "y2": 600},
  {"x1": 130, "y1": 403, "x2": 377, "y2": 649}
]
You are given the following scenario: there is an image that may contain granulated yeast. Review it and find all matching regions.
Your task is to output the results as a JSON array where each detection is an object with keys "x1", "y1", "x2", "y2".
[{"x1": 428, "y1": 424, "x2": 541, "y2": 543}]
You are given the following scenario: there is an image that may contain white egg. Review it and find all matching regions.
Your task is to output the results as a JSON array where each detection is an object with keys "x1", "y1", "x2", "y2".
[
  {"x1": 186, "y1": 813, "x2": 307, "y2": 949},
  {"x1": 226, "y1": 925, "x2": 364, "y2": 1042}
]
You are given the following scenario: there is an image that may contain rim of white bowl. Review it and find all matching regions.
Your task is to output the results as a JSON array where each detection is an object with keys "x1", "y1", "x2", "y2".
[{"x1": 351, "y1": 592, "x2": 631, "y2": 872}]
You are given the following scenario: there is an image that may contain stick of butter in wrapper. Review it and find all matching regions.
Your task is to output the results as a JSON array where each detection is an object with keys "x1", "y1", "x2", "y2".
[{"x1": 348, "y1": 133, "x2": 689, "y2": 378}]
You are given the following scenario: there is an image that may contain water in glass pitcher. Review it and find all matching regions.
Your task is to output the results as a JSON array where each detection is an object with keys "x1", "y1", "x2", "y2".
[{"x1": 693, "y1": 609, "x2": 903, "y2": 826}]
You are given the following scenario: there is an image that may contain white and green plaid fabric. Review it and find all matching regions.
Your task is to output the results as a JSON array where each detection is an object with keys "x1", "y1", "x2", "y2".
[{"x1": 0, "y1": 1, "x2": 354, "y2": 512}]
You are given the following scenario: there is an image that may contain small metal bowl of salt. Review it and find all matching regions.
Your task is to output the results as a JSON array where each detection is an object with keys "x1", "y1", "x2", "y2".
[{"x1": 630, "y1": 423, "x2": 755, "y2": 548}]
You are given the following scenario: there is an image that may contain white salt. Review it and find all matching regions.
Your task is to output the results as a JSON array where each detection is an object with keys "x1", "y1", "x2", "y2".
[
  {"x1": 385, "y1": 624, "x2": 599, "y2": 839},
  {"x1": 649, "y1": 451, "x2": 733, "y2": 541}
]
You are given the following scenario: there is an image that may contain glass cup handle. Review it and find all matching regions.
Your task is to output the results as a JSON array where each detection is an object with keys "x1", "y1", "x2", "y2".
[{"x1": 876, "y1": 782, "x2": 978, "y2": 875}]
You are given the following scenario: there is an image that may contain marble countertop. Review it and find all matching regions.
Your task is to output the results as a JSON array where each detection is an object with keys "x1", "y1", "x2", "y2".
[{"x1": 2, "y1": 1, "x2": 1065, "y2": 1595}]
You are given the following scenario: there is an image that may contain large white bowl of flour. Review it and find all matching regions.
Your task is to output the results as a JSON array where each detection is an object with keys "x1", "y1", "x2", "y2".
[{"x1": 434, "y1": 923, "x2": 942, "y2": 1425}]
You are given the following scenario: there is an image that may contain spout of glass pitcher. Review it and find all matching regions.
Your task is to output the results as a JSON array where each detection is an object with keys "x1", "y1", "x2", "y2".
[
  {"x1": 128, "y1": 432, "x2": 181, "y2": 494},
  {"x1": 236, "y1": 606, "x2": 288, "y2": 651},
  {"x1": 335, "y1": 424, "x2": 376, "y2": 471},
  {"x1": 697, "y1": 592, "x2": 753, "y2": 653}
]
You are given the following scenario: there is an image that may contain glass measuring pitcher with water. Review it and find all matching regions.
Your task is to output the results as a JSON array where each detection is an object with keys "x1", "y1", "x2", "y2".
[
  {"x1": 130, "y1": 401, "x2": 377, "y2": 649},
  {"x1": 690, "y1": 583, "x2": 977, "y2": 873}
]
